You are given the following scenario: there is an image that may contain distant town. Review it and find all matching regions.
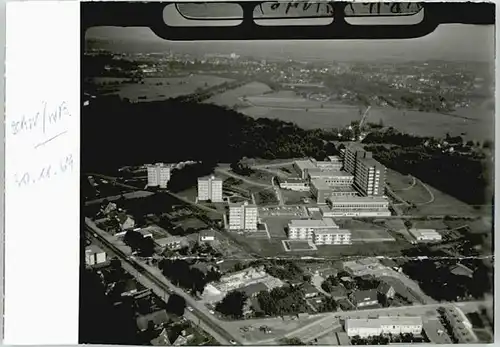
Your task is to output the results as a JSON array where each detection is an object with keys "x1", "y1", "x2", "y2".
[{"x1": 82, "y1": 38, "x2": 494, "y2": 346}]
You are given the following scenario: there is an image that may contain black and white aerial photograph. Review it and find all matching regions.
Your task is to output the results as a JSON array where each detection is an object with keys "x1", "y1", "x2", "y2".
[{"x1": 80, "y1": 2, "x2": 495, "y2": 345}]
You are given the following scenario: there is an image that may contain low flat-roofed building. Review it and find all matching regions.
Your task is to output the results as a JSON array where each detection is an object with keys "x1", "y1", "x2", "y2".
[
  {"x1": 137, "y1": 228, "x2": 153, "y2": 239},
  {"x1": 346, "y1": 316, "x2": 423, "y2": 338},
  {"x1": 85, "y1": 245, "x2": 106, "y2": 266},
  {"x1": 199, "y1": 230, "x2": 216, "y2": 242},
  {"x1": 350, "y1": 289, "x2": 379, "y2": 308},
  {"x1": 288, "y1": 218, "x2": 339, "y2": 241},
  {"x1": 313, "y1": 229, "x2": 351, "y2": 245},
  {"x1": 136, "y1": 309, "x2": 169, "y2": 332},
  {"x1": 308, "y1": 169, "x2": 354, "y2": 184},
  {"x1": 441, "y1": 306, "x2": 478, "y2": 343},
  {"x1": 278, "y1": 177, "x2": 310, "y2": 191},
  {"x1": 239, "y1": 282, "x2": 269, "y2": 298},
  {"x1": 293, "y1": 159, "x2": 318, "y2": 179},
  {"x1": 408, "y1": 229, "x2": 442, "y2": 242},
  {"x1": 156, "y1": 236, "x2": 187, "y2": 250},
  {"x1": 320, "y1": 196, "x2": 391, "y2": 217},
  {"x1": 423, "y1": 319, "x2": 453, "y2": 344}
]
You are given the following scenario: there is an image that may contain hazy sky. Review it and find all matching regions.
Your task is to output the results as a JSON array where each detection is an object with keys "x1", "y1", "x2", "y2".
[{"x1": 86, "y1": 24, "x2": 495, "y2": 62}]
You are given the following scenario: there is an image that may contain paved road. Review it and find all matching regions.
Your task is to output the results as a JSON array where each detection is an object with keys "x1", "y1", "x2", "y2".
[
  {"x1": 85, "y1": 218, "x2": 241, "y2": 345},
  {"x1": 254, "y1": 299, "x2": 493, "y2": 344},
  {"x1": 416, "y1": 178, "x2": 436, "y2": 206}
]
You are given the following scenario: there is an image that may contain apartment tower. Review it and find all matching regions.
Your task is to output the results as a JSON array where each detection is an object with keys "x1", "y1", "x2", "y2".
[
  {"x1": 197, "y1": 175, "x2": 223, "y2": 202},
  {"x1": 146, "y1": 163, "x2": 171, "y2": 188},
  {"x1": 228, "y1": 201, "x2": 258, "y2": 231},
  {"x1": 343, "y1": 144, "x2": 386, "y2": 196}
]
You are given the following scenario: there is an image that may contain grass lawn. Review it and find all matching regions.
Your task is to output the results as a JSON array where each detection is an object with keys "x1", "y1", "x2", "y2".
[
  {"x1": 176, "y1": 186, "x2": 198, "y2": 202},
  {"x1": 256, "y1": 190, "x2": 279, "y2": 205},
  {"x1": 350, "y1": 229, "x2": 395, "y2": 242},
  {"x1": 412, "y1": 219, "x2": 448, "y2": 230},
  {"x1": 284, "y1": 240, "x2": 317, "y2": 251},
  {"x1": 413, "y1": 183, "x2": 477, "y2": 216},
  {"x1": 262, "y1": 217, "x2": 290, "y2": 238},
  {"x1": 238, "y1": 237, "x2": 409, "y2": 259},
  {"x1": 281, "y1": 189, "x2": 313, "y2": 205},
  {"x1": 386, "y1": 169, "x2": 415, "y2": 191}
]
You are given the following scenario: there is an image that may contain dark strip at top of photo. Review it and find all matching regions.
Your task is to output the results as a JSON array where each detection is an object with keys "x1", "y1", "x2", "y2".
[{"x1": 82, "y1": 1, "x2": 495, "y2": 41}]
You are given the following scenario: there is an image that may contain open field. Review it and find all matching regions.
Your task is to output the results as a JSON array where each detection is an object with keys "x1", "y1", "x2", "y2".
[
  {"x1": 350, "y1": 229, "x2": 395, "y2": 242},
  {"x1": 241, "y1": 105, "x2": 361, "y2": 130},
  {"x1": 234, "y1": 236, "x2": 410, "y2": 259},
  {"x1": 262, "y1": 217, "x2": 289, "y2": 238},
  {"x1": 385, "y1": 169, "x2": 415, "y2": 191},
  {"x1": 386, "y1": 168, "x2": 478, "y2": 216},
  {"x1": 204, "y1": 81, "x2": 272, "y2": 107},
  {"x1": 92, "y1": 75, "x2": 234, "y2": 102},
  {"x1": 234, "y1": 89, "x2": 493, "y2": 141},
  {"x1": 281, "y1": 189, "x2": 313, "y2": 205},
  {"x1": 368, "y1": 106, "x2": 493, "y2": 141}
]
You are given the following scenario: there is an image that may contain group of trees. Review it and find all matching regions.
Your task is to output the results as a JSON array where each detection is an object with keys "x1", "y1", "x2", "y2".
[
  {"x1": 123, "y1": 230, "x2": 156, "y2": 257},
  {"x1": 215, "y1": 290, "x2": 248, "y2": 319},
  {"x1": 167, "y1": 162, "x2": 216, "y2": 193},
  {"x1": 158, "y1": 259, "x2": 221, "y2": 296},
  {"x1": 81, "y1": 97, "x2": 337, "y2": 173},
  {"x1": 351, "y1": 333, "x2": 419, "y2": 345},
  {"x1": 80, "y1": 269, "x2": 141, "y2": 345},
  {"x1": 261, "y1": 260, "x2": 305, "y2": 281},
  {"x1": 364, "y1": 144, "x2": 491, "y2": 206},
  {"x1": 230, "y1": 162, "x2": 254, "y2": 176},
  {"x1": 257, "y1": 285, "x2": 309, "y2": 317},
  {"x1": 401, "y1": 249, "x2": 492, "y2": 301}
]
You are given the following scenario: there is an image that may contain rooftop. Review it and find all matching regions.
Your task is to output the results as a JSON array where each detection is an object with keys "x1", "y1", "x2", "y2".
[
  {"x1": 229, "y1": 201, "x2": 257, "y2": 208},
  {"x1": 280, "y1": 177, "x2": 307, "y2": 184},
  {"x1": 294, "y1": 159, "x2": 318, "y2": 170},
  {"x1": 310, "y1": 178, "x2": 331, "y2": 190},
  {"x1": 325, "y1": 196, "x2": 389, "y2": 203},
  {"x1": 198, "y1": 175, "x2": 222, "y2": 182},
  {"x1": 314, "y1": 228, "x2": 351, "y2": 235},
  {"x1": 409, "y1": 229, "x2": 441, "y2": 237},
  {"x1": 377, "y1": 282, "x2": 394, "y2": 295},
  {"x1": 327, "y1": 155, "x2": 342, "y2": 162},
  {"x1": 301, "y1": 282, "x2": 320, "y2": 295},
  {"x1": 239, "y1": 282, "x2": 269, "y2": 297},
  {"x1": 289, "y1": 218, "x2": 339, "y2": 229},
  {"x1": 352, "y1": 289, "x2": 378, "y2": 303},
  {"x1": 85, "y1": 244, "x2": 104, "y2": 254},
  {"x1": 308, "y1": 169, "x2": 353, "y2": 178},
  {"x1": 146, "y1": 163, "x2": 172, "y2": 168},
  {"x1": 346, "y1": 316, "x2": 423, "y2": 330},
  {"x1": 156, "y1": 236, "x2": 185, "y2": 245}
]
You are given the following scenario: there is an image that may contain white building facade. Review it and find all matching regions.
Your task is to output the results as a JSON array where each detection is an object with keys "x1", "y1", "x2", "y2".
[
  {"x1": 229, "y1": 202, "x2": 258, "y2": 231},
  {"x1": 346, "y1": 317, "x2": 423, "y2": 338},
  {"x1": 409, "y1": 229, "x2": 442, "y2": 242},
  {"x1": 198, "y1": 175, "x2": 223, "y2": 202},
  {"x1": 146, "y1": 163, "x2": 171, "y2": 188}
]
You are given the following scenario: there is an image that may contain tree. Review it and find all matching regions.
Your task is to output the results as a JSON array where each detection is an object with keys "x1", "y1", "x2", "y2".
[
  {"x1": 320, "y1": 297, "x2": 337, "y2": 312},
  {"x1": 280, "y1": 337, "x2": 305, "y2": 345},
  {"x1": 215, "y1": 291, "x2": 248, "y2": 319},
  {"x1": 165, "y1": 294, "x2": 186, "y2": 316}
]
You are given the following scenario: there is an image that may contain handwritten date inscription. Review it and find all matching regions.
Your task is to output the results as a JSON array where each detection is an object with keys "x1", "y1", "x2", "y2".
[
  {"x1": 14, "y1": 154, "x2": 74, "y2": 188},
  {"x1": 256, "y1": 2, "x2": 422, "y2": 17}
]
